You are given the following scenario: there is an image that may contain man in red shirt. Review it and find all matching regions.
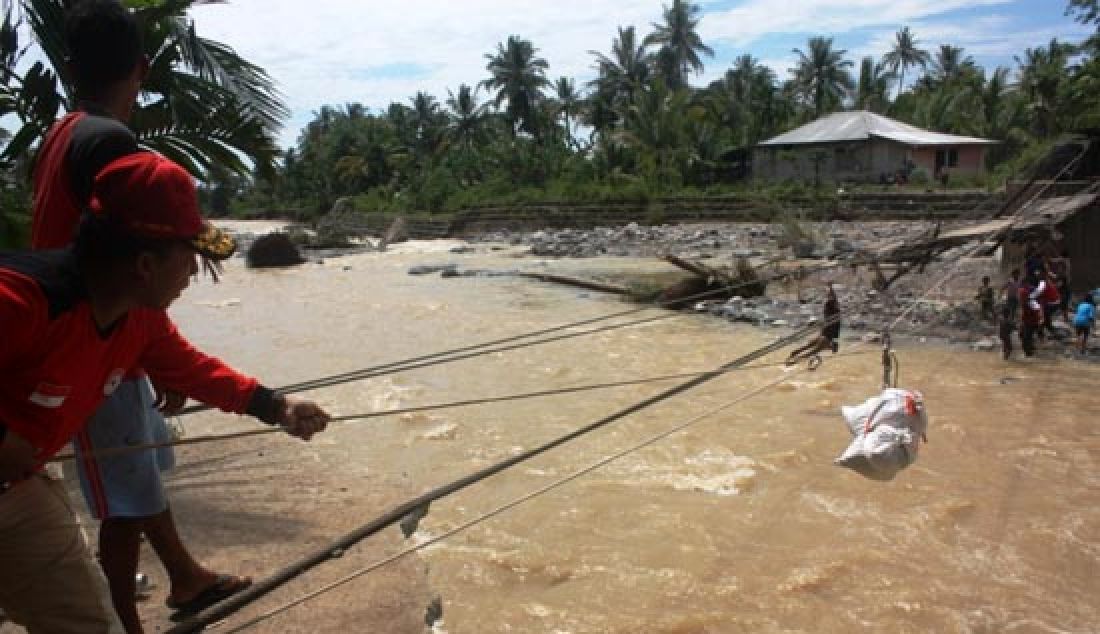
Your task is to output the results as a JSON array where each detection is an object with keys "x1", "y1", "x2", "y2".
[
  {"x1": 31, "y1": 2, "x2": 258, "y2": 631},
  {"x1": 0, "y1": 151, "x2": 331, "y2": 633},
  {"x1": 1019, "y1": 272, "x2": 1043, "y2": 357}
]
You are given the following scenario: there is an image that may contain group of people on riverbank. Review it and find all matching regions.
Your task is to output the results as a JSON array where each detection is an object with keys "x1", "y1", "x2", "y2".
[{"x1": 990, "y1": 250, "x2": 1096, "y2": 359}]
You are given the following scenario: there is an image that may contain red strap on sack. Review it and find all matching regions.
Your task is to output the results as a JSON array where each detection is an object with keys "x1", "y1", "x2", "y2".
[{"x1": 904, "y1": 393, "x2": 918, "y2": 416}]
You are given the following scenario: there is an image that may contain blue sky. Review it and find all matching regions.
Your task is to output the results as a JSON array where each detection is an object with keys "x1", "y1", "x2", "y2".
[{"x1": 188, "y1": 0, "x2": 1092, "y2": 149}]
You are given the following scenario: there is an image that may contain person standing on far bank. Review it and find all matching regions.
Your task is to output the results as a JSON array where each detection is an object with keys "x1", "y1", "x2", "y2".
[{"x1": 1074, "y1": 294, "x2": 1095, "y2": 354}]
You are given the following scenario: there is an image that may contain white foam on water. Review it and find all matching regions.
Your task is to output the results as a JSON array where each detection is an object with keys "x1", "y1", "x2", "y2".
[
  {"x1": 524, "y1": 603, "x2": 552, "y2": 618},
  {"x1": 606, "y1": 450, "x2": 759, "y2": 496},
  {"x1": 353, "y1": 377, "x2": 415, "y2": 412},
  {"x1": 777, "y1": 561, "x2": 847, "y2": 593},
  {"x1": 386, "y1": 239, "x2": 471, "y2": 254},
  {"x1": 800, "y1": 491, "x2": 873, "y2": 520},
  {"x1": 194, "y1": 298, "x2": 241, "y2": 308},
  {"x1": 420, "y1": 423, "x2": 458, "y2": 440},
  {"x1": 782, "y1": 379, "x2": 839, "y2": 391}
]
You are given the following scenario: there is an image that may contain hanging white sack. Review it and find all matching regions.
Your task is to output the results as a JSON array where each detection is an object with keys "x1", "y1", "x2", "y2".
[{"x1": 835, "y1": 388, "x2": 928, "y2": 481}]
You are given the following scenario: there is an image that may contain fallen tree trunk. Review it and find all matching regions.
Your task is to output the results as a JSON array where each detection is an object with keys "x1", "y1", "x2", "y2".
[
  {"x1": 662, "y1": 254, "x2": 718, "y2": 279},
  {"x1": 656, "y1": 254, "x2": 766, "y2": 309},
  {"x1": 517, "y1": 272, "x2": 632, "y2": 295}
]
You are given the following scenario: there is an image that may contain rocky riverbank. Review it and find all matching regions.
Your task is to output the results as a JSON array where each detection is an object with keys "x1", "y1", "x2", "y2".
[
  {"x1": 469, "y1": 220, "x2": 935, "y2": 260},
  {"x1": 467, "y1": 221, "x2": 1098, "y2": 361}
]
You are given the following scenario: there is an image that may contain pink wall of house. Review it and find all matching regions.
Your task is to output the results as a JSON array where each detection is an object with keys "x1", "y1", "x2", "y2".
[{"x1": 910, "y1": 145, "x2": 987, "y2": 176}]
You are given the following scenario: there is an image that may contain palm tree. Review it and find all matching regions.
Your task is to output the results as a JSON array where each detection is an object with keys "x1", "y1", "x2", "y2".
[
  {"x1": 409, "y1": 91, "x2": 442, "y2": 153},
  {"x1": 790, "y1": 36, "x2": 854, "y2": 117},
  {"x1": 1067, "y1": 0, "x2": 1100, "y2": 28},
  {"x1": 588, "y1": 26, "x2": 651, "y2": 109},
  {"x1": 1065, "y1": 39, "x2": 1100, "y2": 131},
  {"x1": 552, "y1": 77, "x2": 581, "y2": 149},
  {"x1": 983, "y1": 68, "x2": 1015, "y2": 128},
  {"x1": 579, "y1": 85, "x2": 619, "y2": 147},
  {"x1": 728, "y1": 54, "x2": 760, "y2": 100},
  {"x1": 748, "y1": 64, "x2": 788, "y2": 144},
  {"x1": 480, "y1": 35, "x2": 551, "y2": 139},
  {"x1": 1015, "y1": 38, "x2": 1076, "y2": 137},
  {"x1": 443, "y1": 84, "x2": 489, "y2": 153},
  {"x1": 616, "y1": 79, "x2": 692, "y2": 186},
  {"x1": 967, "y1": 67, "x2": 1026, "y2": 163},
  {"x1": 882, "y1": 27, "x2": 930, "y2": 98},
  {"x1": 704, "y1": 55, "x2": 755, "y2": 144},
  {"x1": 644, "y1": 0, "x2": 713, "y2": 89},
  {"x1": 927, "y1": 44, "x2": 978, "y2": 87},
  {"x1": 0, "y1": 0, "x2": 287, "y2": 176},
  {"x1": 855, "y1": 56, "x2": 895, "y2": 112}
]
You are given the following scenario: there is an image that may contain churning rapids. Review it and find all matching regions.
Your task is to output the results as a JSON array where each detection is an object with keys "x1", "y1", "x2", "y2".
[{"x1": 29, "y1": 225, "x2": 1098, "y2": 634}]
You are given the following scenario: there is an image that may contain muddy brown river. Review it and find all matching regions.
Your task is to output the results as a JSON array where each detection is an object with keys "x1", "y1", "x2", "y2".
[{"x1": 11, "y1": 228, "x2": 1095, "y2": 634}]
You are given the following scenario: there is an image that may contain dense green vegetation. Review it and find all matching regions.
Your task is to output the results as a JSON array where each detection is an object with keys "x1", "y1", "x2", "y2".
[
  {"x1": 2, "y1": 0, "x2": 1099, "y2": 243},
  {"x1": 249, "y1": 0, "x2": 1100, "y2": 220}
]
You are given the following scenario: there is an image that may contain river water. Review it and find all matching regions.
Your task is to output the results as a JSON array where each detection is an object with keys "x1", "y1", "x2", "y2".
[{"x1": 164, "y1": 229, "x2": 1099, "y2": 634}]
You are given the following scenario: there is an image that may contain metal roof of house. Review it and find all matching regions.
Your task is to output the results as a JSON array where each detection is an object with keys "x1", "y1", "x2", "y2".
[{"x1": 757, "y1": 111, "x2": 998, "y2": 148}]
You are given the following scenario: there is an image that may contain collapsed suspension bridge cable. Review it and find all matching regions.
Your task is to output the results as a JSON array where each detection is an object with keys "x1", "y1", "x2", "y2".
[
  {"x1": 50, "y1": 351, "x2": 877, "y2": 464},
  {"x1": 176, "y1": 258, "x2": 849, "y2": 414}
]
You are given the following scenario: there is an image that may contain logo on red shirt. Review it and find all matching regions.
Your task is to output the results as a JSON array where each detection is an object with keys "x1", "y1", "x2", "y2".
[
  {"x1": 29, "y1": 382, "x2": 71, "y2": 408},
  {"x1": 103, "y1": 369, "x2": 125, "y2": 396}
]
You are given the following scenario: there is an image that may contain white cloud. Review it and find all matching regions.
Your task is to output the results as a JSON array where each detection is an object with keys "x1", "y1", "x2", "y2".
[
  {"x1": 698, "y1": 0, "x2": 1013, "y2": 46},
  {"x1": 187, "y1": 1, "x2": 1078, "y2": 148},
  {"x1": 190, "y1": 0, "x2": 665, "y2": 147}
]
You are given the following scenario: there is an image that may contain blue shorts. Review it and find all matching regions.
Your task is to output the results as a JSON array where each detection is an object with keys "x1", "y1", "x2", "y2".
[{"x1": 73, "y1": 378, "x2": 176, "y2": 519}]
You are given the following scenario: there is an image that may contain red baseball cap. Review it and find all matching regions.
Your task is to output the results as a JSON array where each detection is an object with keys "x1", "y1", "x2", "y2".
[{"x1": 89, "y1": 152, "x2": 236, "y2": 260}]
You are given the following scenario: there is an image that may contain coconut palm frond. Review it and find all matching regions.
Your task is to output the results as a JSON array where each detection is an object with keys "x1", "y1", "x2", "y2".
[
  {"x1": 20, "y1": 0, "x2": 70, "y2": 101},
  {"x1": 133, "y1": 73, "x2": 278, "y2": 177},
  {"x1": 136, "y1": 103, "x2": 275, "y2": 177}
]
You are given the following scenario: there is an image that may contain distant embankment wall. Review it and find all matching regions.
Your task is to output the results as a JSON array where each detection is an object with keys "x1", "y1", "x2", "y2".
[{"x1": 352, "y1": 191, "x2": 1002, "y2": 240}]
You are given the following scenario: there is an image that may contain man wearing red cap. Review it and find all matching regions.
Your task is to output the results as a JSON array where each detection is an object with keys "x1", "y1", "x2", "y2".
[
  {"x1": 29, "y1": 2, "x2": 259, "y2": 631},
  {"x1": 0, "y1": 151, "x2": 331, "y2": 632}
]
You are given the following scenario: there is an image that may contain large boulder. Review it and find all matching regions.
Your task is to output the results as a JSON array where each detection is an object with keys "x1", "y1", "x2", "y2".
[{"x1": 246, "y1": 232, "x2": 306, "y2": 268}]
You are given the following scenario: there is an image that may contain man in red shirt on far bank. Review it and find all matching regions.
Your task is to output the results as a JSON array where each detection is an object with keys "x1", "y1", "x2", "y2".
[
  {"x1": 1019, "y1": 272, "x2": 1043, "y2": 357},
  {"x1": 0, "y1": 152, "x2": 331, "y2": 633}
]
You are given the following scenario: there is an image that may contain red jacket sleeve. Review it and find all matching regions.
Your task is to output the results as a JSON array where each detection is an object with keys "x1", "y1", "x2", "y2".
[
  {"x1": 0, "y1": 271, "x2": 47, "y2": 445},
  {"x1": 137, "y1": 310, "x2": 259, "y2": 414}
]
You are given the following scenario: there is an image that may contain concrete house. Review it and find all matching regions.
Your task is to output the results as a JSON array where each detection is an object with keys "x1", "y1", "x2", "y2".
[{"x1": 753, "y1": 111, "x2": 997, "y2": 184}]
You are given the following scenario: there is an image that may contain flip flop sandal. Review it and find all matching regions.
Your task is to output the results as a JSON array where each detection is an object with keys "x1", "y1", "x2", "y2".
[{"x1": 166, "y1": 574, "x2": 252, "y2": 621}]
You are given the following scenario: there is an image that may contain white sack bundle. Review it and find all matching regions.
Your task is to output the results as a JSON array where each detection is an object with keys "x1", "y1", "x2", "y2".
[{"x1": 835, "y1": 388, "x2": 928, "y2": 481}]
